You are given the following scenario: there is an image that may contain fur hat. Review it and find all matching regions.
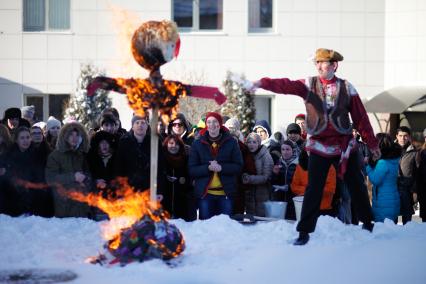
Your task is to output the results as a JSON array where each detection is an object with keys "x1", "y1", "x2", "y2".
[
  {"x1": 46, "y1": 116, "x2": 61, "y2": 131},
  {"x1": 3, "y1": 108, "x2": 21, "y2": 120},
  {"x1": 315, "y1": 48, "x2": 344, "y2": 62}
]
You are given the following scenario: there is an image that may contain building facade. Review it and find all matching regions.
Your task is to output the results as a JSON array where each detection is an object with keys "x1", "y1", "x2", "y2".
[{"x1": 0, "y1": 0, "x2": 424, "y2": 132}]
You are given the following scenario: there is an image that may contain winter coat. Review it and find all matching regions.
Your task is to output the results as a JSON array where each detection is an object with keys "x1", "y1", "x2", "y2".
[
  {"x1": 367, "y1": 158, "x2": 400, "y2": 223},
  {"x1": 158, "y1": 145, "x2": 196, "y2": 221},
  {"x1": 2, "y1": 144, "x2": 43, "y2": 216},
  {"x1": 88, "y1": 131, "x2": 116, "y2": 184},
  {"x1": 291, "y1": 164, "x2": 336, "y2": 210},
  {"x1": 233, "y1": 139, "x2": 256, "y2": 215},
  {"x1": 271, "y1": 157, "x2": 298, "y2": 201},
  {"x1": 45, "y1": 122, "x2": 91, "y2": 218},
  {"x1": 114, "y1": 131, "x2": 151, "y2": 191},
  {"x1": 271, "y1": 156, "x2": 298, "y2": 220},
  {"x1": 188, "y1": 130, "x2": 243, "y2": 199},
  {"x1": 244, "y1": 146, "x2": 274, "y2": 216},
  {"x1": 398, "y1": 143, "x2": 417, "y2": 216},
  {"x1": 417, "y1": 149, "x2": 426, "y2": 219},
  {"x1": 399, "y1": 144, "x2": 418, "y2": 193}
]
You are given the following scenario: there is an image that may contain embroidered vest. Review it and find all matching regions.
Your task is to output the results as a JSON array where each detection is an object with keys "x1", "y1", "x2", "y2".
[{"x1": 304, "y1": 76, "x2": 352, "y2": 136}]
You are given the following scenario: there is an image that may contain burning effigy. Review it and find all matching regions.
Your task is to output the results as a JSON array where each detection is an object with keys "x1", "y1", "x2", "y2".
[
  {"x1": 84, "y1": 20, "x2": 226, "y2": 266},
  {"x1": 62, "y1": 178, "x2": 185, "y2": 266}
]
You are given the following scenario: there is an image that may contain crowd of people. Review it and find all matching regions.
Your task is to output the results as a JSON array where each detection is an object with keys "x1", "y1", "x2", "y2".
[{"x1": 1, "y1": 48, "x2": 425, "y2": 246}]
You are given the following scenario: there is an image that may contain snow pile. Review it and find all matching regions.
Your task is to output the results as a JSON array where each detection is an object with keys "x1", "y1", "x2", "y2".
[{"x1": 1, "y1": 214, "x2": 425, "y2": 284}]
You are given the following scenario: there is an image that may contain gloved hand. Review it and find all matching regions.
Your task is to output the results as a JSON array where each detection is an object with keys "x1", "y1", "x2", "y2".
[{"x1": 272, "y1": 184, "x2": 288, "y2": 192}]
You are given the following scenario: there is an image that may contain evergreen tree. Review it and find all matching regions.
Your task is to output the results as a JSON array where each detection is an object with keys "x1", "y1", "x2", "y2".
[
  {"x1": 64, "y1": 63, "x2": 112, "y2": 129},
  {"x1": 221, "y1": 71, "x2": 256, "y2": 135}
]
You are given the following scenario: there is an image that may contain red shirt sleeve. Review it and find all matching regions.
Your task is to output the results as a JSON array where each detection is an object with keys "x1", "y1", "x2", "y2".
[{"x1": 259, "y1": 77, "x2": 308, "y2": 99}]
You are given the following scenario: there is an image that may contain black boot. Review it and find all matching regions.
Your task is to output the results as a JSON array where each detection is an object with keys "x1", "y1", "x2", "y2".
[
  {"x1": 293, "y1": 232, "x2": 310, "y2": 246},
  {"x1": 362, "y1": 222, "x2": 374, "y2": 232}
]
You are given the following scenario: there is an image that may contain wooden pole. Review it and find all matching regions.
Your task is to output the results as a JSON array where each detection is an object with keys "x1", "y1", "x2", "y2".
[{"x1": 150, "y1": 105, "x2": 159, "y2": 203}]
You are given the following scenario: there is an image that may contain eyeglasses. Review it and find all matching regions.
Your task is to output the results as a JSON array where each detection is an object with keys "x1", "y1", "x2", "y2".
[
  {"x1": 172, "y1": 122, "x2": 183, "y2": 127},
  {"x1": 31, "y1": 132, "x2": 42, "y2": 135}
]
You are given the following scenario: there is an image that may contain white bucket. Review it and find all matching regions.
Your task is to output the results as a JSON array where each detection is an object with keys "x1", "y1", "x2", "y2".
[
  {"x1": 293, "y1": 196, "x2": 304, "y2": 221},
  {"x1": 264, "y1": 201, "x2": 288, "y2": 219}
]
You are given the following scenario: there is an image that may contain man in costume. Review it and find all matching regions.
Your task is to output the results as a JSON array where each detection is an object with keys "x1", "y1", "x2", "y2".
[{"x1": 252, "y1": 48, "x2": 380, "y2": 245}]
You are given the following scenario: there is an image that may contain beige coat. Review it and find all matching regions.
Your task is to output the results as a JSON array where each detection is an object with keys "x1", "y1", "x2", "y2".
[{"x1": 244, "y1": 146, "x2": 274, "y2": 216}]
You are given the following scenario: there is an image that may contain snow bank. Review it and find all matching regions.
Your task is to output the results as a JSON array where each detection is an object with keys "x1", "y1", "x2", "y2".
[{"x1": 1, "y1": 214, "x2": 425, "y2": 284}]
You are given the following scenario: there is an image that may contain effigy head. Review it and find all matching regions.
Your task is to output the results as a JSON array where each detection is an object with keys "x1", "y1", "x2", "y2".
[{"x1": 131, "y1": 20, "x2": 180, "y2": 72}]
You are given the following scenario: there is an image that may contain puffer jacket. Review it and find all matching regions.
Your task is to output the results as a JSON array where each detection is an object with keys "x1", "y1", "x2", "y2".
[
  {"x1": 188, "y1": 130, "x2": 243, "y2": 198},
  {"x1": 244, "y1": 146, "x2": 274, "y2": 216},
  {"x1": 45, "y1": 122, "x2": 90, "y2": 218},
  {"x1": 367, "y1": 158, "x2": 400, "y2": 223}
]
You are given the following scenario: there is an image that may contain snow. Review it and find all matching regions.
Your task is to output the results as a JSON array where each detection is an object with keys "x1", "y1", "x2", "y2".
[{"x1": 1, "y1": 214, "x2": 426, "y2": 284}]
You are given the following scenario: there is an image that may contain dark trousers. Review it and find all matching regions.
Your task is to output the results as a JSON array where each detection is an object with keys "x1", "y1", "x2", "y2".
[
  {"x1": 297, "y1": 151, "x2": 373, "y2": 234},
  {"x1": 198, "y1": 194, "x2": 233, "y2": 220}
]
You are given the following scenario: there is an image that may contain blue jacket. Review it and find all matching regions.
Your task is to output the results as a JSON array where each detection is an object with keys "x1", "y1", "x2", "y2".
[
  {"x1": 367, "y1": 158, "x2": 400, "y2": 222},
  {"x1": 188, "y1": 130, "x2": 243, "y2": 198}
]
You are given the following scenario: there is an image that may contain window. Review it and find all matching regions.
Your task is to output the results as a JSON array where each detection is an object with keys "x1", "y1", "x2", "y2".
[
  {"x1": 254, "y1": 95, "x2": 271, "y2": 124},
  {"x1": 25, "y1": 94, "x2": 70, "y2": 121},
  {"x1": 249, "y1": 0, "x2": 273, "y2": 32},
  {"x1": 23, "y1": 0, "x2": 70, "y2": 32},
  {"x1": 173, "y1": 0, "x2": 223, "y2": 31}
]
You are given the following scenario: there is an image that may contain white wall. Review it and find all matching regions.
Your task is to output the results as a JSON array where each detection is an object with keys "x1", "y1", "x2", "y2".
[
  {"x1": 0, "y1": 0, "x2": 387, "y2": 132},
  {"x1": 384, "y1": 0, "x2": 426, "y2": 89}
]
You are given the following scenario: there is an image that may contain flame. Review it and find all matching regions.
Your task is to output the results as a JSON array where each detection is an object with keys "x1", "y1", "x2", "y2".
[
  {"x1": 59, "y1": 177, "x2": 168, "y2": 250},
  {"x1": 110, "y1": 77, "x2": 187, "y2": 124}
]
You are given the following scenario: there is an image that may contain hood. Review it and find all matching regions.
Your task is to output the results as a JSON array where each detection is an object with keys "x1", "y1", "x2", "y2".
[
  {"x1": 167, "y1": 113, "x2": 192, "y2": 135},
  {"x1": 57, "y1": 122, "x2": 89, "y2": 153},
  {"x1": 253, "y1": 120, "x2": 271, "y2": 138}
]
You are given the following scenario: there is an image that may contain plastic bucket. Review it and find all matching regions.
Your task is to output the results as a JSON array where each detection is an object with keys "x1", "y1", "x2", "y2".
[
  {"x1": 264, "y1": 201, "x2": 288, "y2": 219},
  {"x1": 293, "y1": 196, "x2": 304, "y2": 221}
]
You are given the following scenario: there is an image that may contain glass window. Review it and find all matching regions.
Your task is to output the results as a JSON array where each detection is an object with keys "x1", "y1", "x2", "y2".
[
  {"x1": 249, "y1": 0, "x2": 273, "y2": 31},
  {"x1": 173, "y1": 0, "x2": 223, "y2": 31},
  {"x1": 24, "y1": 94, "x2": 70, "y2": 121},
  {"x1": 199, "y1": 0, "x2": 223, "y2": 30},
  {"x1": 23, "y1": 0, "x2": 70, "y2": 32},
  {"x1": 174, "y1": 0, "x2": 193, "y2": 28}
]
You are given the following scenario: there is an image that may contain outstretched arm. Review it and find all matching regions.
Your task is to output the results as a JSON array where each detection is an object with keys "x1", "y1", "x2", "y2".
[
  {"x1": 253, "y1": 78, "x2": 308, "y2": 99},
  {"x1": 87, "y1": 76, "x2": 127, "y2": 96},
  {"x1": 187, "y1": 85, "x2": 227, "y2": 105}
]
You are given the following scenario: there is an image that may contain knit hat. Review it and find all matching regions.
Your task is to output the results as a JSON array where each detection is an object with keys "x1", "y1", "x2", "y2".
[
  {"x1": 224, "y1": 117, "x2": 240, "y2": 130},
  {"x1": 21, "y1": 105, "x2": 35, "y2": 118},
  {"x1": 246, "y1": 132, "x2": 261, "y2": 145},
  {"x1": 46, "y1": 116, "x2": 61, "y2": 131},
  {"x1": 46, "y1": 116, "x2": 61, "y2": 130},
  {"x1": 3, "y1": 108, "x2": 21, "y2": 120},
  {"x1": 286, "y1": 123, "x2": 301, "y2": 135},
  {"x1": 131, "y1": 115, "x2": 147, "y2": 126},
  {"x1": 100, "y1": 114, "x2": 117, "y2": 126},
  {"x1": 295, "y1": 113, "x2": 305, "y2": 121},
  {"x1": 205, "y1": 112, "x2": 223, "y2": 126},
  {"x1": 314, "y1": 48, "x2": 344, "y2": 62}
]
